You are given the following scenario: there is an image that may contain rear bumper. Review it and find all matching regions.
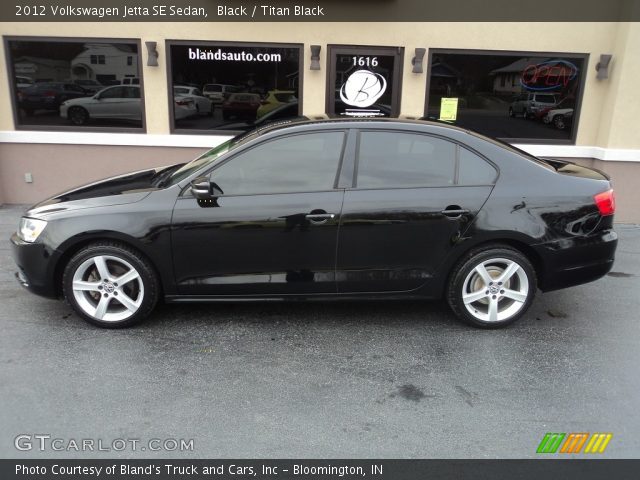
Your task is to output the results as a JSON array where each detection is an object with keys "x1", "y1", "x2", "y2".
[
  {"x1": 10, "y1": 233, "x2": 58, "y2": 298},
  {"x1": 534, "y1": 229, "x2": 617, "y2": 292}
]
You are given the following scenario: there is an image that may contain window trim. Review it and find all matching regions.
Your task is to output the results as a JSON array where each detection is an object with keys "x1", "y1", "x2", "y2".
[
  {"x1": 165, "y1": 39, "x2": 304, "y2": 136},
  {"x1": 351, "y1": 128, "x2": 499, "y2": 190},
  {"x1": 3, "y1": 35, "x2": 146, "y2": 133},
  {"x1": 424, "y1": 48, "x2": 589, "y2": 145},
  {"x1": 180, "y1": 129, "x2": 349, "y2": 198}
]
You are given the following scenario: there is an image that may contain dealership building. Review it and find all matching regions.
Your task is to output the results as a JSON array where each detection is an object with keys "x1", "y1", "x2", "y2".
[{"x1": 0, "y1": 20, "x2": 639, "y2": 221}]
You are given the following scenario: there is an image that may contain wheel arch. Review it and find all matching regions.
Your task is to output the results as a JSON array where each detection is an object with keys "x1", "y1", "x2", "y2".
[
  {"x1": 52, "y1": 231, "x2": 165, "y2": 298},
  {"x1": 439, "y1": 236, "x2": 545, "y2": 297}
]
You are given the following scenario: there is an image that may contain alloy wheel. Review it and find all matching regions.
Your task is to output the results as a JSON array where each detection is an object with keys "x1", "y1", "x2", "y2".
[
  {"x1": 461, "y1": 257, "x2": 529, "y2": 323},
  {"x1": 71, "y1": 255, "x2": 144, "y2": 322}
]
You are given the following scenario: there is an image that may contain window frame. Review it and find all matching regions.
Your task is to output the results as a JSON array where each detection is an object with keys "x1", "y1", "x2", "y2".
[
  {"x1": 165, "y1": 39, "x2": 304, "y2": 136},
  {"x1": 4, "y1": 35, "x2": 146, "y2": 133},
  {"x1": 351, "y1": 128, "x2": 498, "y2": 190},
  {"x1": 325, "y1": 44, "x2": 404, "y2": 118},
  {"x1": 187, "y1": 130, "x2": 349, "y2": 198},
  {"x1": 424, "y1": 48, "x2": 589, "y2": 145}
]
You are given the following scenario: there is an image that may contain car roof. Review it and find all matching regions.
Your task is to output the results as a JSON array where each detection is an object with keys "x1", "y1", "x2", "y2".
[{"x1": 243, "y1": 117, "x2": 472, "y2": 137}]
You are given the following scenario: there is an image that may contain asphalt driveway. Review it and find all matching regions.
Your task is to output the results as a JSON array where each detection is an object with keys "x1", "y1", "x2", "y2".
[{"x1": 0, "y1": 204, "x2": 638, "y2": 458}]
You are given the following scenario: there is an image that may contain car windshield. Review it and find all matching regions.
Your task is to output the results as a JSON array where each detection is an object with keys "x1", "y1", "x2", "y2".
[{"x1": 166, "y1": 136, "x2": 244, "y2": 186}]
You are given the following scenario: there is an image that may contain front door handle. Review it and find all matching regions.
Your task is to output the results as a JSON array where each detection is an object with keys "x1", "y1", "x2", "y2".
[{"x1": 305, "y1": 213, "x2": 335, "y2": 220}]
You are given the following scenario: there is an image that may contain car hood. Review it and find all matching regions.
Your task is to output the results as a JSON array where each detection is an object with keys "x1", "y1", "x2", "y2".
[
  {"x1": 62, "y1": 96, "x2": 96, "y2": 106},
  {"x1": 27, "y1": 166, "x2": 176, "y2": 217}
]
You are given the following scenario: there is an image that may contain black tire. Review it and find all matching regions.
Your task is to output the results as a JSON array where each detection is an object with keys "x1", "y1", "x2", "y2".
[
  {"x1": 68, "y1": 106, "x2": 89, "y2": 125},
  {"x1": 553, "y1": 115, "x2": 566, "y2": 130},
  {"x1": 62, "y1": 241, "x2": 159, "y2": 328},
  {"x1": 446, "y1": 245, "x2": 537, "y2": 329}
]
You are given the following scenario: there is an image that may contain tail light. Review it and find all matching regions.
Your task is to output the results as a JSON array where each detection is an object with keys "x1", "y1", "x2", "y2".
[
  {"x1": 43, "y1": 91, "x2": 56, "y2": 98},
  {"x1": 594, "y1": 189, "x2": 615, "y2": 216}
]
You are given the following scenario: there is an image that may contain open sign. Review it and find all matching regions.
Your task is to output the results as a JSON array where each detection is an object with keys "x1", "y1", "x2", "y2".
[{"x1": 520, "y1": 60, "x2": 578, "y2": 91}]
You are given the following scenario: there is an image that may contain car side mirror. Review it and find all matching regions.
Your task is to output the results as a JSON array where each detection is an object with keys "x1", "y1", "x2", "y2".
[{"x1": 191, "y1": 177, "x2": 224, "y2": 200}]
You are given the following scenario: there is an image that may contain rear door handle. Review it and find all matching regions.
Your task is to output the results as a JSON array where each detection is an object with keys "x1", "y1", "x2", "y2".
[{"x1": 441, "y1": 206, "x2": 470, "y2": 218}]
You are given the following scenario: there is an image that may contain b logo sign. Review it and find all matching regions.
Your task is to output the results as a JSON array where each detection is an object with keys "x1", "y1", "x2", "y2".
[{"x1": 340, "y1": 70, "x2": 387, "y2": 108}]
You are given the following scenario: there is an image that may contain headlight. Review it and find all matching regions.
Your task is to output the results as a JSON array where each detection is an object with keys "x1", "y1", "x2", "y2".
[{"x1": 18, "y1": 217, "x2": 47, "y2": 243}]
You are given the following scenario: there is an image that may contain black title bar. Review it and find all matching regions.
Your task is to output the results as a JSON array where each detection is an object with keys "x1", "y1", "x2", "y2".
[
  {"x1": 2, "y1": 459, "x2": 640, "y2": 480},
  {"x1": 3, "y1": 0, "x2": 640, "y2": 22}
]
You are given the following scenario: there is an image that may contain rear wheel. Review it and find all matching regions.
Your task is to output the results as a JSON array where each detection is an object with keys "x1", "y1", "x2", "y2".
[
  {"x1": 447, "y1": 246, "x2": 536, "y2": 328},
  {"x1": 553, "y1": 115, "x2": 566, "y2": 130},
  {"x1": 62, "y1": 242, "x2": 159, "y2": 328}
]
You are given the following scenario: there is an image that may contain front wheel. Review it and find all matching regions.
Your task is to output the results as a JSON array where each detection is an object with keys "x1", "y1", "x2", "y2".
[
  {"x1": 447, "y1": 246, "x2": 537, "y2": 328},
  {"x1": 62, "y1": 242, "x2": 159, "y2": 328},
  {"x1": 68, "y1": 106, "x2": 89, "y2": 125}
]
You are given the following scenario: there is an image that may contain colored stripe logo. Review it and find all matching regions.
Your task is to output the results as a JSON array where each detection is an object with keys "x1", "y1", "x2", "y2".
[{"x1": 537, "y1": 433, "x2": 612, "y2": 454}]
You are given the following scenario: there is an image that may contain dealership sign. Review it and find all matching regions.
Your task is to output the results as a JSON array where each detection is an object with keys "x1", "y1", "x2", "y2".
[
  {"x1": 188, "y1": 47, "x2": 282, "y2": 62},
  {"x1": 520, "y1": 60, "x2": 578, "y2": 91},
  {"x1": 340, "y1": 69, "x2": 387, "y2": 108}
]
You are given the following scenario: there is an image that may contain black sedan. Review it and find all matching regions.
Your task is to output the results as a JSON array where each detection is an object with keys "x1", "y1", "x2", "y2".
[
  {"x1": 18, "y1": 82, "x2": 89, "y2": 115},
  {"x1": 10, "y1": 119, "x2": 617, "y2": 329}
]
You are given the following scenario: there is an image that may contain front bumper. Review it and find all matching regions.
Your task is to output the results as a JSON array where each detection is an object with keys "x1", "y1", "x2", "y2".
[
  {"x1": 10, "y1": 232, "x2": 58, "y2": 298},
  {"x1": 534, "y1": 229, "x2": 618, "y2": 292}
]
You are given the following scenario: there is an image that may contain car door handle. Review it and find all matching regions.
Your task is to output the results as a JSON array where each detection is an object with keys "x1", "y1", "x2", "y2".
[
  {"x1": 441, "y1": 206, "x2": 470, "y2": 218},
  {"x1": 305, "y1": 213, "x2": 336, "y2": 221}
]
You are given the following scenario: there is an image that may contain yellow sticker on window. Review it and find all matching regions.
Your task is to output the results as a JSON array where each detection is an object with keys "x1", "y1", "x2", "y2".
[{"x1": 439, "y1": 97, "x2": 459, "y2": 121}]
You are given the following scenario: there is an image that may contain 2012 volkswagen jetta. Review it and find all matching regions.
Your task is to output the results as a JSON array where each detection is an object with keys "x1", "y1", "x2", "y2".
[{"x1": 10, "y1": 119, "x2": 617, "y2": 328}]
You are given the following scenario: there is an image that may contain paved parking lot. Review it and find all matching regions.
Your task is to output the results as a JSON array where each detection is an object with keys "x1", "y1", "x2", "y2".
[{"x1": 1, "y1": 204, "x2": 639, "y2": 459}]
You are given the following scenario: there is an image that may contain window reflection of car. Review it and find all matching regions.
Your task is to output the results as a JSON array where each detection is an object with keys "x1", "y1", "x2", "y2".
[
  {"x1": 16, "y1": 75, "x2": 35, "y2": 89},
  {"x1": 202, "y1": 84, "x2": 238, "y2": 104},
  {"x1": 60, "y1": 85, "x2": 142, "y2": 125},
  {"x1": 509, "y1": 92, "x2": 558, "y2": 119},
  {"x1": 544, "y1": 107, "x2": 574, "y2": 130},
  {"x1": 173, "y1": 96, "x2": 197, "y2": 120},
  {"x1": 173, "y1": 86, "x2": 213, "y2": 116},
  {"x1": 256, "y1": 90, "x2": 297, "y2": 118},
  {"x1": 218, "y1": 101, "x2": 306, "y2": 132},
  {"x1": 19, "y1": 82, "x2": 90, "y2": 116},
  {"x1": 73, "y1": 79, "x2": 105, "y2": 95},
  {"x1": 222, "y1": 93, "x2": 262, "y2": 120}
]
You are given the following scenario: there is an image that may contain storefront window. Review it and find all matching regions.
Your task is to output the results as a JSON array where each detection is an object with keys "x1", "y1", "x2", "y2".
[
  {"x1": 425, "y1": 50, "x2": 587, "y2": 142},
  {"x1": 327, "y1": 45, "x2": 403, "y2": 118},
  {"x1": 6, "y1": 38, "x2": 143, "y2": 130},
  {"x1": 168, "y1": 41, "x2": 303, "y2": 133}
]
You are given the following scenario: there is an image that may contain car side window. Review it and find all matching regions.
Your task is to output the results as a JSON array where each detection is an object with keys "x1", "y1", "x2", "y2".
[
  {"x1": 99, "y1": 87, "x2": 124, "y2": 99},
  {"x1": 124, "y1": 87, "x2": 140, "y2": 99},
  {"x1": 458, "y1": 147, "x2": 497, "y2": 185},
  {"x1": 209, "y1": 131, "x2": 345, "y2": 195},
  {"x1": 356, "y1": 131, "x2": 457, "y2": 188}
]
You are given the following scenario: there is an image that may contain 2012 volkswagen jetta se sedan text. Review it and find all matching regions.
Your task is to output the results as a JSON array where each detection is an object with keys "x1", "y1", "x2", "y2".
[{"x1": 10, "y1": 119, "x2": 617, "y2": 328}]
